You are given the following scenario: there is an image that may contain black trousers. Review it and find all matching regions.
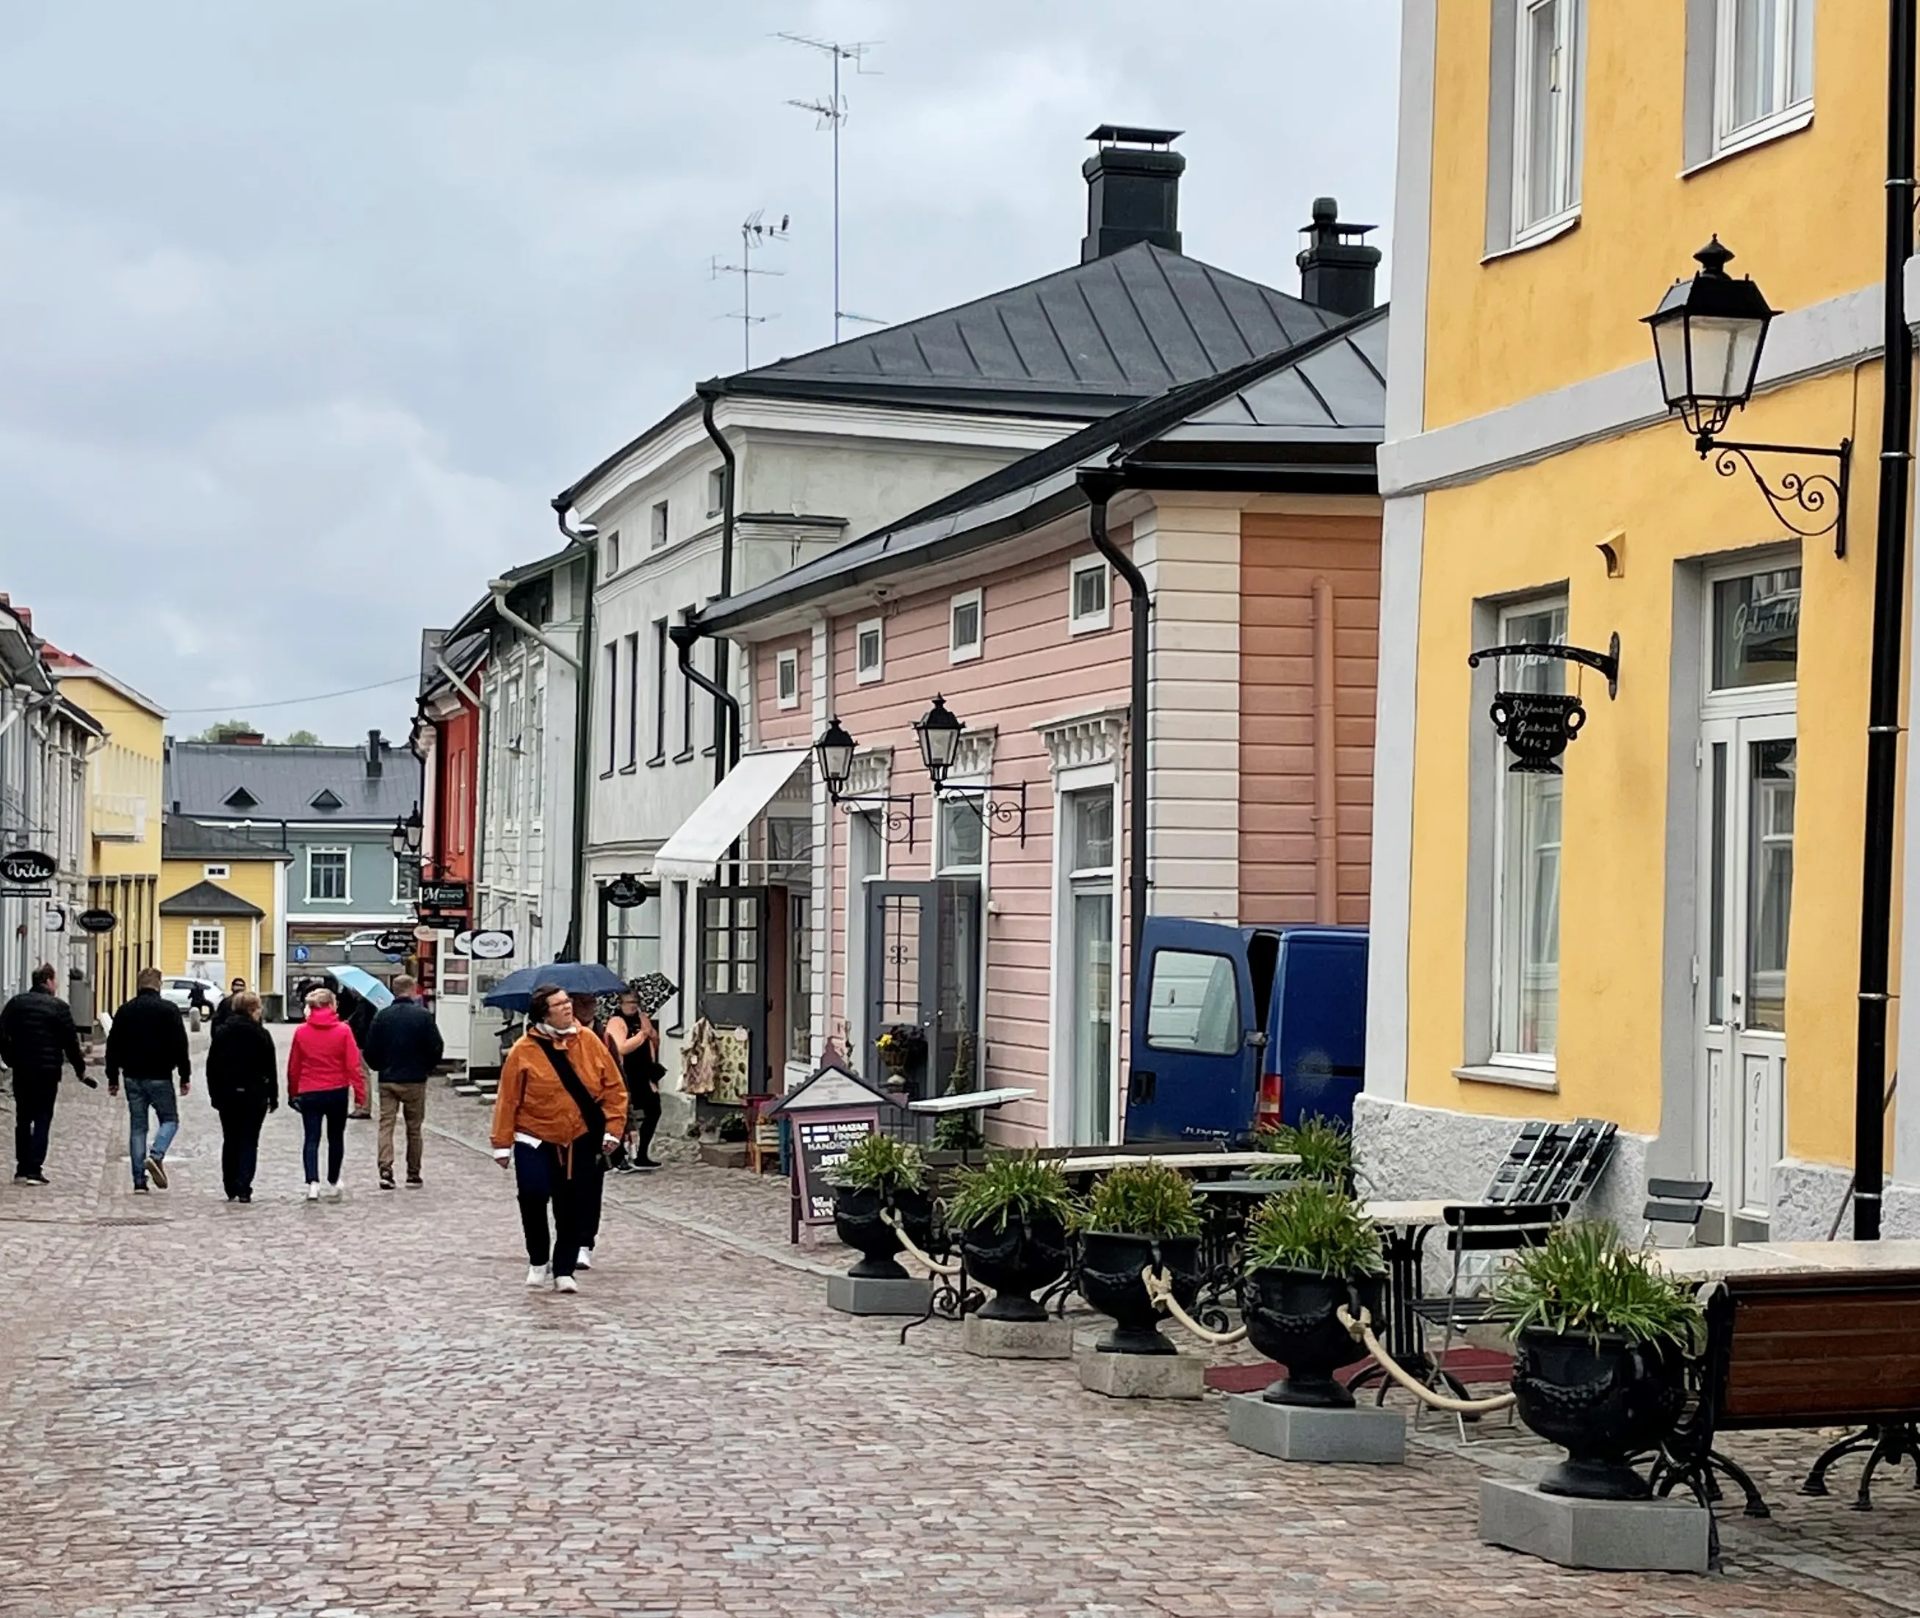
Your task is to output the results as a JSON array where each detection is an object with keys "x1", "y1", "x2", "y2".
[
  {"x1": 514, "y1": 1138, "x2": 594, "y2": 1277},
  {"x1": 219, "y1": 1104, "x2": 268, "y2": 1198},
  {"x1": 11, "y1": 1073, "x2": 56, "y2": 1176},
  {"x1": 630, "y1": 1083, "x2": 661, "y2": 1163}
]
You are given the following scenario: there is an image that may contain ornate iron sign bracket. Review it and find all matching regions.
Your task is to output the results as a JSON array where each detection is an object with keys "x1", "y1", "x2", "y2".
[
  {"x1": 937, "y1": 781, "x2": 1029, "y2": 846},
  {"x1": 1468, "y1": 635, "x2": 1622, "y2": 775},
  {"x1": 1698, "y1": 434, "x2": 1852, "y2": 558}
]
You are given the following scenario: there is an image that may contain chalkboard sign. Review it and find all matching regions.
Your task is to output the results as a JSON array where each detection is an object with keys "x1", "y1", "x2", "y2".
[{"x1": 791, "y1": 1107, "x2": 880, "y2": 1228}]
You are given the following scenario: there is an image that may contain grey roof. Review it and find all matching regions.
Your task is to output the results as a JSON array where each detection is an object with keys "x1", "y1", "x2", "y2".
[
  {"x1": 443, "y1": 540, "x2": 586, "y2": 645},
  {"x1": 701, "y1": 306, "x2": 1388, "y2": 638},
  {"x1": 167, "y1": 741, "x2": 418, "y2": 824},
  {"x1": 161, "y1": 818, "x2": 293, "y2": 862},
  {"x1": 158, "y1": 879, "x2": 265, "y2": 919},
  {"x1": 418, "y1": 626, "x2": 487, "y2": 702}
]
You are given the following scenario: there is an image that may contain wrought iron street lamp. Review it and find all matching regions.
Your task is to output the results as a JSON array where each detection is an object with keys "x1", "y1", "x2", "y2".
[
  {"x1": 812, "y1": 717, "x2": 916, "y2": 848},
  {"x1": 389, "y1": 806, "x2": 423, "y2": 859},
  {"x1": 912, "y1": 694, "x2": 1029, "y2": 844},
  {"x1": 913, "y1": 695, "x2": 965, "y2": 791},
  {"x1": 1645, "y1": 237, "x2": 1852, "y2": 554},
  {"x1": 814, "y1": 716, "x2": 856, "y2": 799}
]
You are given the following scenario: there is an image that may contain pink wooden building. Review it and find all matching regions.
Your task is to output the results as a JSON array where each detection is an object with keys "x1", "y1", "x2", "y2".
[{"x1": 687, "y1": 307, "x2": 1389, "y2": 1147}]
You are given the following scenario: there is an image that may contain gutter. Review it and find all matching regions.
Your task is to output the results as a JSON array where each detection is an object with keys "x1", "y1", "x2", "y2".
[{"x1": 433, "y1": 655, "x2": 482, "y2": 708}]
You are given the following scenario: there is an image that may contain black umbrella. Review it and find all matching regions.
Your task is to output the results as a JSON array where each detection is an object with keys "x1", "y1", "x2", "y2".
[{"x1": 629, "y1": 973, "x2": 678, "y2": 1016}]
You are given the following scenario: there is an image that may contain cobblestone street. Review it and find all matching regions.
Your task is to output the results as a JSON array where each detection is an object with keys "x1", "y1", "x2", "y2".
[{"x1": 2, "y1": 1055, "x2": 1917, "y2": 1617}]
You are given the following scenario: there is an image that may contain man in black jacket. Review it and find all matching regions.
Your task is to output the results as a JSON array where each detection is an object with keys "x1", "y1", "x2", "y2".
[
  {"x1": 364, "y1": 975, "x2": 443, "y2": 1189},
  {"x1": 106, "y1": 967, "x2": 192, "y2": 1193},
  {"x1": 0, "y1": 963, "x2": 92, "y2": 1184}
]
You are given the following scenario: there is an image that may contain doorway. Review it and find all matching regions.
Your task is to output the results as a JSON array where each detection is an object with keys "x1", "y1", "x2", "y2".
[
  {"x1": 864, "y1": 878, "x2": 980, "y2": 1100},
  {"x1": 697, "y1": 886, "x2": 768, "y2": 1095}
]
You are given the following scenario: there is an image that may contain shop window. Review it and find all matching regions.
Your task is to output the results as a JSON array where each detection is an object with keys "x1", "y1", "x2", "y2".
[
  {"x1": 605, "y1": 889, "x2": 662, "y2": 982},
  {"x1": 1711, "y1": 566, "x2": 1800, "y2": 691}
]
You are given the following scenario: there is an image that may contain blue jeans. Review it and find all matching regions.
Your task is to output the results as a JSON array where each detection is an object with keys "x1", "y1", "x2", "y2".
[
  {"x1": 124, "y1": 1077, "x2": 179, "y2": 1187},
  {"x1": 299, "y1": 1088, "x2": 350, "y2": 1185}
]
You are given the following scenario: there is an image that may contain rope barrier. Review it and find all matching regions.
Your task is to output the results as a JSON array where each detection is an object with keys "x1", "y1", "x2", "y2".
[
  {"x1": 1143, "y1": 1265, "x2": 1248, "y2": 1345},
  {"x1": 1335, "y1": 1304, "x2": 1517, "y2": 1414},
  {"x1": 879, "y1": 1208, "x2": 963, "y2": 1277}
]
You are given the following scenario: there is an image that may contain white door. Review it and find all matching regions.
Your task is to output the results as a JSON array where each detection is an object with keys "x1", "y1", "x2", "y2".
[
  {"x1": 1697, "y1": 712, "x2": 1796, "y2": 1233},
  {"x1": 436, "y1": 946, "x2": 471, "y2": 1063}
]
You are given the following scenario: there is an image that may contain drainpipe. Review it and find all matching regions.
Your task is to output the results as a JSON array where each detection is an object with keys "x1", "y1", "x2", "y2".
[
  {"x1": 697, "y1": 384, "x2": 739, "y2": 780},
  {"x1": 1079, "y1": 470, "x2": 1150, "y2": 977},
  {"x1": 1852, "y1": 0, "x2": 1916, "y2": 1241},
  {"x1": 671, "y1": 619, "x2": 740, "y2": 792},
  {"x1": 1311, "y1": 577, "x2": 1338, "y2": 922},
  {"x1": 433, "y1": 656, "x2": 482, "y2": 709}
]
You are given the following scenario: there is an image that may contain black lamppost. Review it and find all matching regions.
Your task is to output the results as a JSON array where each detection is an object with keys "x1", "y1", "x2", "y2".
[
  {"x1": 1645, "y1": 237, "x2": 1852, "y2": 554},
  {"x1": 912, "y1": 695, "x2": 1028, "y2": 844},
  {"x1": 813, "y1": 717, "x2": 916, "y2": 848},
  {"x1": 913, "y1": 695, "x2": 965, "y2": 792},
  {"x1": 814, "y1": 716, "x2": 856, "y2": 800},
  {"x1": 388, "y1": 806, "x2": 422, "y2": 860}
]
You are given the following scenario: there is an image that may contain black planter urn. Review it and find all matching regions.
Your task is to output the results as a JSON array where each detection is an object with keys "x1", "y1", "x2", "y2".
[
  {"x1": 1511, "y1": 1327, "x2": 1688, "y2": 1499},
  {"x1": 1241, "y1": 1266, "x2": 1385, "y2": 1408},
  {"x1": 1078, "y1": 1231, "x2": 1202, "y2": 1354},
  {"x1": 832, "y1": 1185, "x2": 935, "y2": 1280},
  {"x1": 961, "y1": 1212, "x2": 1070, "y2": 1322}
]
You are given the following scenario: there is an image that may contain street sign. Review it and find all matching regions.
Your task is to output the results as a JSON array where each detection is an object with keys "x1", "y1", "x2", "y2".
[
  {"x1": 467, "y1": 929, "x2": 514, "y2": 960},
  {"x1": 292, "y1": 944, "x2": 310, "y2": 963},
  {"x1": 605, "y1": 874, "x2": 647, "y2": 909},
  {"x1": 374, "y1": 928, "x2": 415, "y2": 956},
  {"x1": 0, "y1": 850, "x2": 57, "y2": 885},
  {"x1": 75, "y1": 908, "x2": 117, "y2": 935},
  {"x1": 419, "y1": 880, "x2": 469, "y2": 911}
]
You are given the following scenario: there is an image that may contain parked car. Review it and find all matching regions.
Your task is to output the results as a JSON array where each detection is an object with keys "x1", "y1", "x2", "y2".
[{"x1": 159, "y1": 976, "x2": 218, "y2": 1017}]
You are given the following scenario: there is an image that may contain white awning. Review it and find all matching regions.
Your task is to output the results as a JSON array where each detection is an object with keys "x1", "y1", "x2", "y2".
[{"x1": 650, "y1": 749, "x2": 810, "y2": 882}]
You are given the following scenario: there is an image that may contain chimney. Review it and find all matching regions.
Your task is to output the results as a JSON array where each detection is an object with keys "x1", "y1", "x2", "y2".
[
  {"x1": 1296, "y1": 198, "x2": 1382, "y2": 317},
  {"x1": 1081, "y1": 125, "x2": 1184, "y2": 262},
  {"x1": 232, "y1": 730, "x2": 264, "y2": 746},
  {"x1": 366, "y1": 728, "x2": 384, "y2": 777}
]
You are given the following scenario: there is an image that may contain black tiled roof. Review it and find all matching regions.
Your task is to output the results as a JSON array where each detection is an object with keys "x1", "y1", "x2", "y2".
[
  {"x1": 158, "y1": 879, "x2": 265, "y2": 920},
  {"x1": 161, "y1": 819, "x2": 292, "y2": 861},
  {"x1": 167, "y1": 741, "x2": 417, "y2": 824}
]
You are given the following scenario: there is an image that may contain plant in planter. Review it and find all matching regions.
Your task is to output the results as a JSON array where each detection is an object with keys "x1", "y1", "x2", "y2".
[
  {"x1": 830, "y1": 1133, "x2": 935, "y2": 1280},
  {"x1": 716, "y1": 1111, "x2": 749, "y2": 1144},
  {"x1": 1250, "y1": 1115, "x2": 1355, "y2": 1191},
  {"x1": 1239, "y1": 1183, "x2": 1386, "y2": 1407},
  {"x1": 1496, "y1": 1221, "x2": 1704, "y2": 1500},
  {"x1": 874, "y1": 1024, "x2": 927, "y2": 1076},
  {"x1": 945, "y1": 1152, "x2": 1078, "y2": 1321},
  {"x1": 1078, "y1": 1164, "x2": 1204, "y2": 1354}
]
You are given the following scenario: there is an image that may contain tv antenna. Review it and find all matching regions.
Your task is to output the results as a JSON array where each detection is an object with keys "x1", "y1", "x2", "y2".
[
  {"x1": 711, "y1": 209, "x2": 788, "y2": 370},
  {"x1": 779, "y1": 32, "x2": 879, "y2": 345}
]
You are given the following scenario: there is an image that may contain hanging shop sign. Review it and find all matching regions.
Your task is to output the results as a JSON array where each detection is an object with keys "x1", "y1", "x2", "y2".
[
  {"x1": 460, "y1": 929, "x2": 515, "y2": 961},
  {"x1": 0, "y1": 850, "x2": 57, "y2": 885},
  {"x1": 418, "y1": 881, "x2": 469, "y2": 912},
  {"x1": 604, "y1": 874, "x2": 647, "y2": 909},
  {"x1": 75, "y1": 909, "x2": 117, "y2": 935},
  {"x1": 1468, "y1": 634, "x2": 1621, "y2": 776},
  {"x1": 43, "y1": 905, "x2": 65, "y2": 932},
  {"x1": 374, "y1": 929, "x2": 416, "y2": 957}
]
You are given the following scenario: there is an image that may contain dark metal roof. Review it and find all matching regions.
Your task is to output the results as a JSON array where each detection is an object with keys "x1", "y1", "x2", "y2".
[
  {"x1": 162, "y1": 819, "x2": 292, "y2": 861},
  {"x1": 699, "y1": 306, "x2": 1387, "y2": 639},
  {"x1": 158, "y1": 879, "x2": 265, "y2": 919},
  {"x1": 167, "y1": 741, "x2": 418, "y2": 824}
]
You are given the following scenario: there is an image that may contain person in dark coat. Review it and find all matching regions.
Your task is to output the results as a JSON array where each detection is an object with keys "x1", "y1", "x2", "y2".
[
  {"x1": 212, "y1": 976, "x2": 247, "y2": 1031},
  {"x1": 106, "y1": 967, "x2": 192, "y2": 1193},
  {"x1": 0, "y1": 963, "x2": 93, "y2": 1185},
  {"x1": 337, "y1": 986, "x2": 377, "y2": 1118},
  {"x1": 364, "y1": 974, "x2": 443, "y2": 1190},
  {"x1": 205, "y1": 990, "x2": 279, "y2": 1202}
]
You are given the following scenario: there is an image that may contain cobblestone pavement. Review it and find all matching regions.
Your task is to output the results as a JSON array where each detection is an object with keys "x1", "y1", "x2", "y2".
[{"x1": 1, "y1": 1048, "x2": 1913, "y2": 1618}]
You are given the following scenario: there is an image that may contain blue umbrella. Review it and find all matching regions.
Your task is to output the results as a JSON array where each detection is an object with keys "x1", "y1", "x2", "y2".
[
  {"x1": 483, "y1": 961, "x2": 626, "y2": 1012},
  {"x1": 329, "y1": 965, "x2": 394, "y2": 1009}
]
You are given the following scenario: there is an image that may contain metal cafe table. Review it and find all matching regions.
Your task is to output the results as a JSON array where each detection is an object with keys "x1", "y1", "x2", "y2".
[{"x1": 1351, "y1": 1200, "x2": 1452, "y2": 1396}]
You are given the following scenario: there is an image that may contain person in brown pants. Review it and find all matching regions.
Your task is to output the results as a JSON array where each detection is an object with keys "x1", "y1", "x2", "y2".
[{"x1": 363, "y1": 975, "x2": 443, "y2": 1189}]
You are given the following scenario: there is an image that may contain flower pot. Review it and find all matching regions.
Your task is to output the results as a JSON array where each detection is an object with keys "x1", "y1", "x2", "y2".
[
  {"x1": 832, "y1": 1184, "x2": 935, "y2": 1281},
  {"x1": 1241, "y1": 1266, "x2": 1385, "y2": 1408},
  {"x1": 1078, "y1": 1230, "x2": 1202, "y2": 1354},
  {"x1": 1510, "y1": 1326, "x2": 1688, "y2": 1500},
  {"x1": 962, "y1": 1212, "x2": 1070, "y2": 1322}
]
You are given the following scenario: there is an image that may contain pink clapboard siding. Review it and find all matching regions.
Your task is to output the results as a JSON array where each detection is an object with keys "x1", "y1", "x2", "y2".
[{"x1": 754, "y1": 634, "x2": 815, "y2": 748}]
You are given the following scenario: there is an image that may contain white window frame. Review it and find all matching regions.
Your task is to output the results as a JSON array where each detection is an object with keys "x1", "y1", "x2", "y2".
[
  {"x1": 188, "y1": 924, "x2": 225, "y2": 961},
  {"x1": 203, "y1": 863, "x2": 230, "y2": 880},
  {"x1": 603, "y1": 528, "x2": 621, "y2": 577},
  {"x1": 1510, "y1": 0, "x2": 1584, "y2": 247},
  {"x1": 707, "y1": 468, "x2": 725, "y2": 518},
  {"x1": 306, "y1": 847, "x2": 351, "y2": 905},
  {"x1": 855, "y1": 618, "x2": 884, "y2": 685},
  {"x1": 1069, "y1": 556, "x2": 1111, "y2": 634},
  {"x1": 1712, "y1": 0, "x2": 1815, "y2": 159},
  {"x1": 651, "y1": 499, "x2": 669, "y2": 550},
  {"x1": 776, "y1": 648, "x2": 800, "y2": 710},
  {"x1": 391, "y1": 855, "x2": 419, "y2": 906},
  {"x1": 1050, "y1": 772, "x2": 1121, "y2": 1147},
  {"x1": 948, "y1": 589, "x2": 984, "y2": 664}
]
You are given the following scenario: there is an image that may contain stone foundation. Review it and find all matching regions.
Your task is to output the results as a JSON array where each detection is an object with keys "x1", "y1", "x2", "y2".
[{"x1": 1770, "y1": 1158, "x2": 1920, "y2": 1240}]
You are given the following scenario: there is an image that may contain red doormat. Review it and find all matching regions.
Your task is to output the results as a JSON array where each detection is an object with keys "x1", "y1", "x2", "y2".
[{"x1": 1204, "y1": 1347, "x2": 1513, "y2": 1395}]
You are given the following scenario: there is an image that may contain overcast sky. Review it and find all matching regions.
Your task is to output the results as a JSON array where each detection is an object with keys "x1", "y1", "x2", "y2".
[{"x1": 0, "y1": 0, "x2": 1399, "y2": 744}]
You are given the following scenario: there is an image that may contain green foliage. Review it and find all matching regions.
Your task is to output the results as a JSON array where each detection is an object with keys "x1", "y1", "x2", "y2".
[
  {"x1": 1244, "y1": 1182, "x2": 1385, "y2": 1279},
  {"x1": 1250, "y1": 1115, "x2": 1355, "y2": 1186},
  {"x1": 832, "y1": 1132, "x2": 926, "y2": 1194},
  {"x1": 715, "y1": 1111, "x2": 749, "y2": 1143},
  {"x1": 280, "y1": 728, "x2": 322, "y2": 746},
  {"x1": 1083, "y1": 1162, "x2": 1202, "y2": 1237},
  {"x1": 946, "y1": 1151, "x2": 1078, "y2": 1233},
  {"x1": 932, "y1": 1110, "x2": 985, "y2": 1151},
  {"x1": 1495, "y1": 1221, "x2": 1705, "y2": 1350},
  {"x1": 195, "y1": 718, "x2": 260, "y2": 743}
]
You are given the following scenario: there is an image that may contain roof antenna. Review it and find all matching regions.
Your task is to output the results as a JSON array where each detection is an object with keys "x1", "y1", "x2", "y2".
[
  {"x1": 779, "y1": 32, "x2": 880, "y2": 346},
  {"x1": 710, "y1": 209, "x2": 788, "y2": 370}
]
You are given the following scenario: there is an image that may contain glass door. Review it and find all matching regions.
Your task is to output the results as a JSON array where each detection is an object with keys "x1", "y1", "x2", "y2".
[{"x1": 697, "y1": 886, "x2": 768, "y2": 1096}]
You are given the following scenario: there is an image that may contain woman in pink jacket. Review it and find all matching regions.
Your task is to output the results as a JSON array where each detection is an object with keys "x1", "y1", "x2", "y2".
[{"x1": 288, "y1": 987, "x2": 368, "y2": 1201}]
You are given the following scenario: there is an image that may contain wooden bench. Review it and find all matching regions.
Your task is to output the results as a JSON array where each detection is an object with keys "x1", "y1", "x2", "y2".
[{"x1": 1655, "y1": 1267, "x2": 1920, "y2": 1515}]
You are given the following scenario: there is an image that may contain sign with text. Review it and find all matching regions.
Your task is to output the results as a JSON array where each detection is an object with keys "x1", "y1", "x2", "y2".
[
  {"x1": 374, "y1": 929, "x2": 415, "y2": 956},
  {"x1": 604, "y1": 874, "x2": 647, "y2": 909},
  {"x1": 76, "y1": 909, "x2": 117, "y2": 934},
  {"x1": 790, "y1": 1108, "x2": 881, "y2": 1227},
  {"x1": 418, "y1": 881, "x2": 469, "y2": 912},
  {"x1": 459, "y1": 929, "x2": 514, "y2": 961},
  {"x1": 0, "y1": 850, "x2": 56, "y2": 884}
]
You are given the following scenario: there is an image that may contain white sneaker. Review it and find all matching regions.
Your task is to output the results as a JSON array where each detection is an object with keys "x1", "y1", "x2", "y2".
[
  {"x1": 325, "y1": 1183, "x2": 343, "y2": 1202},
  {"x1": 305, "y1": 1182, "x2": 320, "y2": 1202},
  {"x1": 525, "y1": 1263, "x2": 552, "y2": 1288},
  {"x1": 554, "y1": 1274, "x2": 579, "y2": 1294},
  {"x1": 576, "y1": 1249, "x2": 592, "y2": 1271}
]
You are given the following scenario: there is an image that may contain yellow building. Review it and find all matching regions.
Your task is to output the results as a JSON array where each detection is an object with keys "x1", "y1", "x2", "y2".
[
  {"x1": 1365, "y1": 0, "x2": 1909, "y2": 1240},
  {"x1": 43, "y1": 644, "x2": 167, "y2": 1020},
  {"x1": 158, "y1": 820, "x2": 292, "y2": 1001}
]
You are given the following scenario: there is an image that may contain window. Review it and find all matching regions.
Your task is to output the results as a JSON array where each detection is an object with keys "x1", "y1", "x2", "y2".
[
  {"x1": 188, "y1": 925, "x2": 224, "y2": 961},
  {"x1": 1486, "y1": 0, "x2": 1585, "y2": 254},
  {"x1": 677, "y1": 606, "x2": 697, "y2": 761},
  {"x1": 949, "y1": 589, "x2": 983, "y2": 663},
  {"x1": 1491, "y1": 600, "x2": 1567, "y2": 1064},
  {"x1": 937, "y1": 797, "x2": 984, "y2": 873},
  {"x1": 1070, "y1": 556, "x2": 1111, "y2": 634},
  {"x1": 669, "y1": 880, "x2": 688, "y2": 1033},
  {"x1": 392, "y1": 856, "x2": 419, "y2": 905},
  {"x1": 309, "y1": 788, "x2": 344, "y2": 811},
  {"x1": 603, "y1": 640, "x2": 620, "y2": 774},
  {"x1": 223, "y1": 787, "x2": 258, "y2": 810},
  {"x1": 855, "y1": 618, "x2": 884, "y2": 684},
  {"x1": 651, "y1": 619, "x2": 669, "y2": 763},
  {"x1": 307, "y1": 848, "x2": 349, "y2": 903},
  {"x1": 1717, "y1": 0, "x2": 1813, "y2": 151},
  {"x1": 1063, "y1": 787, "x2": 1118, "y2": 1144},
  {"x1": 1145, "y1": 950, "x2": 1241, "y2": 1054},
  {"x1": 651, "y1": 500, "x2": 669, "y2": 549},
  {"x1": 603, "y1": 529, "x2": 621, "y2": 577},
  {"x1": 202, "y1": 864, "x2": 230, "y2": 880},
  {"x1": 530, "y1": 671, "x2": 546, "y2": 819},
  {"x1": 767, "y1": 816, "x2": 811, "y2": 883},
  {"x1": 708, "y1": 468, "x2": 726, "y2": 517},
  {"x1": 787, "y1": 892, "x2": 813, "y2": 1062},
  {"x1": 776, "y1": 648, "x2": 800, "y2": 710},
  {"x1": 1711, "y1": 566, "x2": 1800, "y2": 690},
  {"x1": 623, "y1": 632, "x2": 640, "y2": 767},
  {"x1": 604, "y1": 888, "x2": 662, "y2": 982}
]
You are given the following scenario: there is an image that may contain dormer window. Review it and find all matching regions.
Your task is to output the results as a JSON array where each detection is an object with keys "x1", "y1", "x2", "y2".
[
  {"x1": 223, "y1": 787, "x2": 258, "y2": 810},
  {"x1": 310, "y1": 788, "x2": 344, "y2": 811}
]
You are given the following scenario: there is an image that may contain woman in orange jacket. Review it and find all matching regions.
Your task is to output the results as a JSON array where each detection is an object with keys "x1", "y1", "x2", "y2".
[{"x1": 490, "y1": 984, "x2": 627, "y2": 1293}]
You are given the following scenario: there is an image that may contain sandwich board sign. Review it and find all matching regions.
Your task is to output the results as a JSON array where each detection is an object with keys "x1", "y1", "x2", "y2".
[{"x1": 762, "y1": 1061, "x2": 899, "y2": 1245}]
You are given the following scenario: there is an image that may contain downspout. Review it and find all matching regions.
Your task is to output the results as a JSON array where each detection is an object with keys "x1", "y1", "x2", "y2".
[
  {"x1": 1853, "y1": 0, "x2": 1916, "y2": 1240},
  {"x1": 671, "y1": 620, "x2": 741, "y2": 793},
  {"x1": 697, "y1": 384, "x2": 740, "y2": 782},
  {"x1": 433, "y1": 656, "x2": 482, "y2": 709},
  {"x1": 532, "y1": 512, "x2": 597, "y2": 964},
  {"x1": 1079, "y1": 470, "x2": 1151, "y2": 978},
  {"x1": 1311, "y1": 577, "x2": 1338, "y2": 922}
]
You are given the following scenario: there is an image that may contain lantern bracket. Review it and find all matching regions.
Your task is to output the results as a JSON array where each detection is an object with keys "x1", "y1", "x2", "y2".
[
  {"x1": 834, "y1": 792, "x2": 918, "y2": 850},
  {"x1": 1696, "y1": 435, "x2": 1852, "y2": 558},
  {"x1": 1468, "y1": 634, "x2": 1621, "y2": 700},
  {"x1": 936, "y1": 781, "x2": 1029, "y2": 847}
]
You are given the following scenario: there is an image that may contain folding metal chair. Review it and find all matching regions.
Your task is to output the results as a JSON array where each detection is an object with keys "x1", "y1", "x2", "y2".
[{"x1": 1642, "y1": 1177, "x2": 1712, "y2": 1248}]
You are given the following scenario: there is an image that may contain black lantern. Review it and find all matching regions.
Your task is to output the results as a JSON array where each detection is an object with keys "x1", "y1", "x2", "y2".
[
  {"x1": 389, "y1": 806, "x2": 423, "y2": 859},
  {"x1": 814, "y1": 717, "x2": 856, "y2": 801},
  {"x1": 914, "y1": 695, "x2": 965, "y2": 791},
  {"x1": 1644, "y1": 237, "x2": 1775, "y2": 443}
]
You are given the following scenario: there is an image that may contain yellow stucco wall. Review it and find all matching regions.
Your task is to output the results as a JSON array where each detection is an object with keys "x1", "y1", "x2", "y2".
[
  {"x1": 158, "y1": 858, "x2": 280, "y2": 981},
  {"x1": 1424, "y1": 1, "x2": 1885, "y2": 430},
  {"x1": 60, "y1": 672, "x2": 165, "y2": 883}
]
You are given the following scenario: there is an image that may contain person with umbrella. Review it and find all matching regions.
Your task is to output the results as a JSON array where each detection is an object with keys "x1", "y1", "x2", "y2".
[
  {"x1": 607, "y1": 974, "x2": 673, "y2": 1173},
  {"x1": 489, "y1": 982, "x2": 626, "y2": 1294}
]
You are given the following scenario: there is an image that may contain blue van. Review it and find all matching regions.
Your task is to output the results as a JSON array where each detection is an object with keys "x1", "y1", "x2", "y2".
[{"x1": 1123, "y1": 920, "x2": 1368, "y2": 1144}]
